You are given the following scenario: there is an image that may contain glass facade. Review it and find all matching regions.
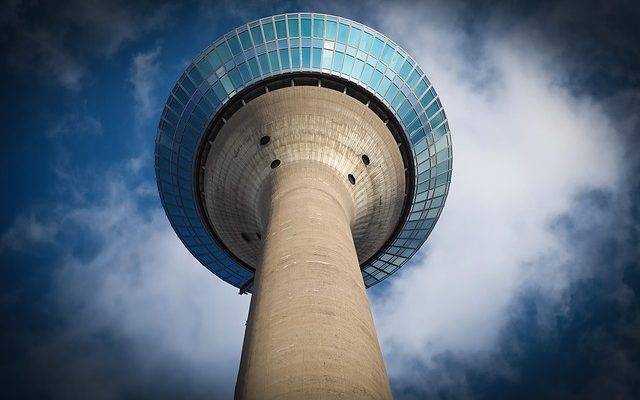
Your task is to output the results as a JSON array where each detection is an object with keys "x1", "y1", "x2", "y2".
[{"x1": 155, "y1": 13, "x2": 453, "y2": 290}]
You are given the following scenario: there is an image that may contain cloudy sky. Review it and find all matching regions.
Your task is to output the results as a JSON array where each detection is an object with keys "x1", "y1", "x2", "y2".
[{"x1": 1, "y1": 0, "x2": 639, "y2": 399}]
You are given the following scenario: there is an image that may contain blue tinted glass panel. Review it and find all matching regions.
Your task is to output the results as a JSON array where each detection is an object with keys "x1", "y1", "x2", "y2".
[
  {"x1": 348, "y1": 27, "x2": 361, "y2": 47},
  {"x1": 228, "y1": 68, "x2": 242, "y2": 87},
  {"x1": 301, "y1": 18, "x2": 311, "y2": 37},
  {"x1": 220, "y1": 75, "x2": 233, "y2": 94},
  {"x1": 258, "y1": 53, "x2": 270, "y2": 73},
  {"x1": 263, "y1": 21, "x2": 275, "y2": 41},
  {"x1": 400, "y1": 60, "x2": 412, "y2": 79},
  {"x1": 268, "y1": 51, "x2": 280, "y2": 70},
  {"x1": 275, "y1": 20, "x2": 287, "y2": 38},
  {"x1": 361, "y1": 63, "x2": 374, "y2": 82},
  {"x1": 352, "y1": 59, "x2": 364, "y2": 77},
  {"x1": 279, "y1": 48, "x2": 290, "y2": 69},
  {"x1": 381, "y1": 44, "x2": 394, "y2": 64},
  {"x1": 196, "y1": 57, "x2": 213, "y2": 78},
  {"x1": 332, "y1": 51, "x2": 344, "y2": 70},
  {"x1": 227, "y1": 35, "x2": 241, "y2": 55},
  {"x1": 312, "y1": 47, "x2": 322, "y2": 68},
  {"x1": 322, "y1": 49, "x2": 332, "y2": 69},
  {"x1": 250, "y1": 26, "x2": 264, "y2": 45},
  {"x1": 325, "y1": 20, "x2": 337, "y2": 40},
  {"x1": 337, "y1": 23, "x2": 349, "y2": 43},
  {"x1": 313, "y1": 18, "x2": 324, "y2": 37},
  {"x1": 217, "y1": 43, "x2": 232, "y2": 62},
  {"x1": 287, "y1": 17, "x2": 299, "y2": 36},
  {"x1": 238, "y1": 30, "x2": 252, "y2": 49},
  {"x1": 342, "y1": 54, "x2": 354, "y2": 74},
  {"x1": 360, "y1": 32, "x2": 373, "y2": 51},
  {"x1": 247, "y1": 57, "x2": 260, "y2": 77},
  {"x1": 371, "y1": 37, "x2": 384, "y2": 57},
  {"x1": 302, "y1": 47, "x2": 311, "y2": 67},
  {"x1": 291, "y1": 47, "x2": 300, "y2": 68},
  {"x1": 370, "y1": 69, "x2": 383, "y2": 88},
  {"x1": 206, "y1": 50, "x2": 222, "y2": 70},
  {"x1": 237, "y1": 62, "x2": 251, "y2": 81}
]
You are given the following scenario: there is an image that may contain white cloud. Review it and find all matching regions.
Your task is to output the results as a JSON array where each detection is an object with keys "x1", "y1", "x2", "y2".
[
  {"x1": 130, "y1": 45, "x2": 162, "y2": 123},
  {"x1": 354, "y1": 3, "x2": 627, "y2": 397}
]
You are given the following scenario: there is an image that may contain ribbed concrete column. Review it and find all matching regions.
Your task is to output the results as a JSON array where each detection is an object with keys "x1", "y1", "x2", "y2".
[{"x1": 235, "y1": 161, "x2": 392, "y2": 400}]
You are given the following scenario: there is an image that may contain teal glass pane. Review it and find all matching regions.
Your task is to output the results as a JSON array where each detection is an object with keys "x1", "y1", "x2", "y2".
[
  {"x1": 290, "y1": 47, "x2": 300, "y2": 68},
  {"x1": 385, "y1": 84, "x2": 399, "y2": 103},
  {"x1": 247, "y1": 57, "x2": 260, "y2": 77},
  {"x1": 361, "y1": 63, "x2": 374, "y2": 82},
  {"x1": 206, "y1": 50, "x2": 222, "y2": 70},
  {"x1": 325, "y1": 20, "x2": 337, "y2": 40},
  {"x1": 279, "y1": 48, "x2": 290, "y2": 69},
  {"x1": 390, "y1": 52, "x2": 403, "y2": 72},
  {"x1": 432, "y1": 123, "x2": 447, "y2": 141},
  {"x1": 287, "y1": 16, "x2": 299, "y2": 36},
  {"x1": 275, "y1": 20, "x2": 287, "y2": 38},
  {"x1": 322, "y1": 49, "x2": 333, "y2": 69},
  {"x1": 370, "y1": 69, "x2": 383, "y2": 89},
  {"x1": 228, "y1": 68, "x2": 242, "y2": 87},
  {"x1": 342, "y1": 54, "x2": 354, "y2": 74},
  {"x1": 237, "y1": 62, "x2": 251, "y2": 81},
  {"x1": 227, "y1": 35, "x2": 242, "y2": 55},
  {"x1": 426, "y1": 100, "x2": 440, "y2": 117},
  {"x1": 348, "y1": 27, "x2": 361, "y2": 47},
  {"x1": 360, "y1": 32, "x2": 373, "y2": 52},
  {"x1": 238, "y1": 30, "x2": 252, "y2": 50},
  {"x1": 332, "y1": 51, "x2": 344, "y2": 70},
  {"x1": 258, "y1": 53, "x2": 270, "y2": 73},
  {"x1": 268, "y1": 51, "x2": 280, "y2": 70},
  {"x1": 352, "y1": 58, "x2": 364, "y2": 77},
  {"x1": 378, "y1": 76, "x2": 392, "y2": 95},
  {"x1": 250, "y1": 26, "x2": 264, "y2": 45},
  {"x1": 371, "y1": 37, "x2": 384, "y2": 57},
  {"x1": 381, "y1": 44, "x2": 394, "y2": 64},
  {"x1": 408, "y1": 69, "x2": 421, "y2": 87},
  {"x1": 312, "y1": 47, "x2": 322, "y2": 68},
  {"x1": 220, "y1": 75, "x2": 233, "y2": 94},
  {"x1": 301, "y1": 47, "x2": 311, "y2": 67},
  {"x1": 262, "y1": 21, "x2": 276, "y2": 41},
  {"x1": 337, "y1": 23, "x2": 349, "y2": 43},
  {"x1": 312, "y1": 18, "x2": 324, "y2": 37},
  {"x1": 196, "y1": 57, "x2": 213, "y2": 78},
  {"x1": 400, "y1": 60, "x2": 413, "y2": 79},
  {"x1": 211, "y1": 81, "x2": 226, "y2": 101},
  {"x1": 415, "y1": 79, "x2": 429, "y2": 98},
  {"x1": 430, "y1": 111, "x2": 444, "y2": 127},
  {"x1": 420, "y1": 89, "x2": 435, "y2": 108},
  {"x1": 301, "y1": 18, "x2": 311, "y2": 37}
]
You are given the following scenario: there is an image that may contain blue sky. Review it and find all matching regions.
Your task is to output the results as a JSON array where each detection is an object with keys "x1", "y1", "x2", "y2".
[{"x1": 1, "y1": 0, "x2": 639, "y2": 399}]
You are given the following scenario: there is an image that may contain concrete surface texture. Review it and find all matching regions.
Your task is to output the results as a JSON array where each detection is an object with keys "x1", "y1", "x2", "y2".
[
  {"x1": 202, "y1": 86, "x2": 406, "y2": 269},
  {"x1": 235, "y1": 161, "x2": 393, "y2": 400}
]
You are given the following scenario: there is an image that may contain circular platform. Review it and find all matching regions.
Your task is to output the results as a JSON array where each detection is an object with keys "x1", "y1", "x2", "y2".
[{"x1": 155, "y1": 13, "x2": 453, "y2": 290}]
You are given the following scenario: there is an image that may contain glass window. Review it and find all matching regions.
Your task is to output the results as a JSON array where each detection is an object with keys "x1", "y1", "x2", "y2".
[
  {"x1": 390, "y1": 52, "x2": 404, "y2": 72},
  {"x1": 325, "y1": 20, "x2": 337, "y2": 40},
  {"x1": 359, "y1": 32, "x2": 373, "y2": 52},
  {"x1": 227, "y1": 35, "x2": 242, "y2": 55},
  {"x1": 276, "y1": 20, "x2": 287, "y2": 38},
  {"x1": 430, "y1": 111, "x2": 445, "y2": 127},
  {"x1": 290, "y1": 47, "x2": 300, "y2": 68},
  {"x1": 381, "y1": 44, "x2": 394, "y2": 64},
  {"x1": 268, "y1": 50, "x2": 280, "y2": 70},
  {"x1": 351, "y1": 58, "x2": 364, "y2": 78},
  {"x1": 237, "y1": 62, "x2": 251, "y2": 81},
  {"x1": 370, "y1": 68, "x2": 383, "y2": 89},
  {"x1": 378, "y1": 76, "x2": 392, "y2": 96},
  {"x1": 348, "y1": 27, "x2": 361, "y2": 47},
  {"x1": 432, "y1": 123, "x2": 447, "y2": 141},
  {"x1": 279, "y1": 48, "x2": 290, "y2": 69},
  {"x1": 361, "y1": 63, "x2": 374, "y2": 82},
  {"x1": 216, "y1": 43, "x2": 232, "y2": 63},
  {"x1": 341, "y1": 54, "x2": 354, "y2": 74},
  {"x1": 238, "y1": 30, "x2": 252, "y2": 50},
  {"x1": 415, "y1": 79, "x2": 429, "y2": 98},
  {"x1": 322, "y1": 48, "x2": 333, "y2": 69},
  {"x1": 250, "y1": 26, "x2": 264, "y2": 45},
  {"x1": 332, "y1": 51, "x2": 344, "y2": 70},
  {"x1": 206, "y1": 50, "x2": 222, "y2": 70},
  {"x1": 313, "y1": 18, "x2": 324, "y2": 37},
  {"x1": 196, "y1": 57, "x2": 213, "y2": 79},
  {"x1": 258, "y1": 53, "x2": 270, "y2": 73},
  {"x1": 301, "y1": 47, "x2": 311, "y2": 67},
  {"x1": 220, "y1": 75, "x2": 233, "y2": 94},
  {"x1": 287, "y1": 16, "x2": 299, "y2": 36},
  {"x1": 426, "y1": 100, "x2": 440, "y2": 117},
  {"x1": 228, "y1": 68, "x2": 242, "y2": 87},
  {"x1": 384, "y1": 83, "x2": 399, "y2": 103},
  {"x1": 371, "y1": 37, "x2": 384, "y2": 57},
  {"x1": 262, "y1": 21, "x2": 276, "y2": 41},
  {"x1": 211, "y1": 81, "x2": 226, "y2": 101},
  {"x1": 400, "y1": 60, "x2": 413, "y2": 79},
  {"x1": 247, "y1": 57, "x2": 260, "y2": 77},
  {"x1": 312, "y1": 47, "x2": 322, "y2": 68},
  {"x1": 301, "y1": 18, "x2": 311, "y2": 37},
  {"x1": 420, "y1": 88, "x2": 435, "y2": 107},
  {"x1": 337, "y1": 23, "x2": 349, "y2": 43}
]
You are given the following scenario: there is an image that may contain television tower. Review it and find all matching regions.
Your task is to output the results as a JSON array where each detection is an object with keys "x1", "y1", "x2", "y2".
[{"x1": 155, "y1": 13, "x2": 452, "y2": 399}]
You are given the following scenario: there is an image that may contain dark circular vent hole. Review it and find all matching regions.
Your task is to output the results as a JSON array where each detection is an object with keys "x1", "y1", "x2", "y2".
[
  {"x1": 241, "y1": 232, "x2": 251, "y2": 242},
  {"x1": 348, "y1": 174, "x2": 356, "y2": 185},
  {"x1": 270, "y1": 159, "x2": 281, "y2": 169},
  {"x1": 260, "y1": 136, "x2": 270, "y2": 145},
  {"x1": 361, "y1": 154, "x2": 370, "y2": 165}
]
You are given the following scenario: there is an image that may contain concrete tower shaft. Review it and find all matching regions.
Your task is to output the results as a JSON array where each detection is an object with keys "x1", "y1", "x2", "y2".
[{"x1": 236, "y1": 161, "x2": 392, "y2": 399}]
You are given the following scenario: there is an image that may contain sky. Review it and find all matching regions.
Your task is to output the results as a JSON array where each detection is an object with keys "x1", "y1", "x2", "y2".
[{"x1": 1, "y1": 0, "x2": 639, "y2": 399}]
